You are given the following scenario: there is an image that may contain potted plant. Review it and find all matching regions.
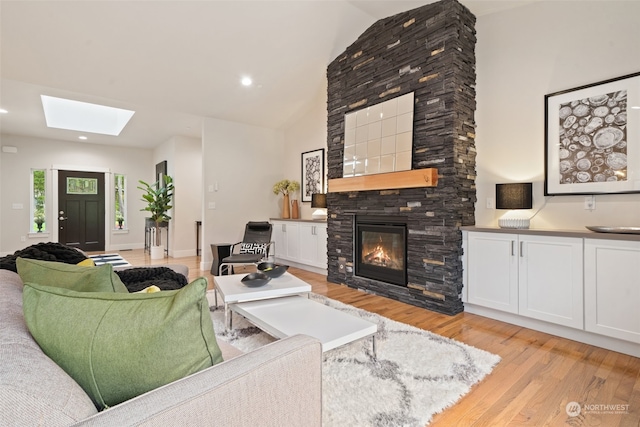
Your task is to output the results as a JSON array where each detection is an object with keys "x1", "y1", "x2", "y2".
[
  {"x1": 272, "y1": 179, "x2": 300, "y2": 219},
  {"x1": 116, "y1": 214, "x2": 124, "y2": 229},
  {"x1": 34, "y1": 214, "x2": 45, "y2": 232},
  {"x1": 138, "y1": 175, "x2": 174, "y2": 259}
]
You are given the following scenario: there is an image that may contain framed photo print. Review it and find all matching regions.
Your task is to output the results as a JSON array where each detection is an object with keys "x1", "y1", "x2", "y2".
[
  {"x1": 301, "y1": 148, "x2": 324, "y2": 202},
  {"x1": 156, "y1": 161, "x2": 167, "y2": 187},
  {"x1": 544, "y1": 71, "x2": 640, "y2": 195}
]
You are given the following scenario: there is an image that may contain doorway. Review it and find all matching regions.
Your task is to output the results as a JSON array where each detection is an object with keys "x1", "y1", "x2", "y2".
[{"x1": 58, "y1": 170, "x2": 105, "y2": 252}]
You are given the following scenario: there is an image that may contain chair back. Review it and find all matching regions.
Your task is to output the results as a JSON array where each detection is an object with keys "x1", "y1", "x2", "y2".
[{"x1": 243, "y1": 221, "x2": 272, "y2": 244}]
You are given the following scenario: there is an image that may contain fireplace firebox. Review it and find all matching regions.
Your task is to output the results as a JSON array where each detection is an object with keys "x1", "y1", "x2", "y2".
[{"x1": 355, "y1": 216, "x2": 407, "y2": 286}]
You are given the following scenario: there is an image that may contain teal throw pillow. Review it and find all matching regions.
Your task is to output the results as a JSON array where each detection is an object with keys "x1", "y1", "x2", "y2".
[
  {"x1": 22, "y1": 277, "x2": 223, "y2": 410},
  {"x1": 17, "y1": 257, "x2": 128, "y2": 293}
]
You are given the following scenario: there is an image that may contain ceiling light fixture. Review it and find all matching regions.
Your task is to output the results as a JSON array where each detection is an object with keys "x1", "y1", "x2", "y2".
[
  {"x1": 78, "y1": 136, "x2": 88, "y2": 140},
  {"x1": 241, "y1": 76, "x2": 253, "y2": 87},
  {"x1": 0, "y1": 108, "x2": 8, "y2": 114},
  {"x1": 41, "y1": 95, "x2": 135, "y2": 136}
]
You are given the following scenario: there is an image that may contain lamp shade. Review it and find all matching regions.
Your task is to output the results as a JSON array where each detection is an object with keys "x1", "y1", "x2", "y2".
[
  {"x1": 496, "y1": 183, "x2": 532, "y2": 210},
  {"x1": 311, "y1": 193, "x2": 327, "y2": 208}
]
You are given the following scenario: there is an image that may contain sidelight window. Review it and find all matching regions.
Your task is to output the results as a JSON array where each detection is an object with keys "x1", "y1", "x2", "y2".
[
  {"x1": 114, "y1": 173, "x2": 127, "y2": 229},
  {"x1": 31, "y1": 169, "x2": 46, "y2": 232}
]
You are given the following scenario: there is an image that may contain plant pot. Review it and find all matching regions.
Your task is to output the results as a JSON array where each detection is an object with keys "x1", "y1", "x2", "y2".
[{"x1": 150, "y1": 245, "x2": 165, "y2": 260}]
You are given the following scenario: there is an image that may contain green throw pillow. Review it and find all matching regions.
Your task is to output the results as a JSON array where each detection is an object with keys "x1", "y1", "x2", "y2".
[
  {"x1": 22, "y1": 277, "x2": 223, "y2": 410},
  {"x1": 16, "y1": 257, "x2": 128, "y2": 293}
]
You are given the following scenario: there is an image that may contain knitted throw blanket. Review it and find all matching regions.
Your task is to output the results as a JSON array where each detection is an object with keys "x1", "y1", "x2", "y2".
[
  {"x1": 0, "y1": 242, "x2": 87, "y2": 273},
  {"x1": 115, "y1": 267, "x2": 188, "y2": 292},
  {"x1": 0, "y1": 242, "x2": 187, "y2": 292}
]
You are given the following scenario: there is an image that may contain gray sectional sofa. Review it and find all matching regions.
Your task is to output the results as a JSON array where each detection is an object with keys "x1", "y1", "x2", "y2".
[{"x1": 0, "y1": 268, "x2": 322, "y2": 426}]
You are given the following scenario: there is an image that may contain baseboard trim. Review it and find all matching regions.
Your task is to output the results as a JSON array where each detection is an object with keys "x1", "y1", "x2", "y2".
[{"x1": 465, "y1": 303, "x2": 640, "y2": 358}]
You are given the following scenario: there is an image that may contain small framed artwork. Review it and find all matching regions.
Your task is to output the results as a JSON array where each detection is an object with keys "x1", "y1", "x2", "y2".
[
  {"x1": 156, "y1": 161, "x2": 167, "y2": 187},
  {"x1": 544, "y1": 71, "x2": 640, "y2": 195},
  {"x1": 301, "y1": 149, "x2": 325, "y2": 202}
]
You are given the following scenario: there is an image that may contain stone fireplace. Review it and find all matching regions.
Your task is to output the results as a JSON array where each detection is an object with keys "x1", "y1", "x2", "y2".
[{"x1": 325, "y1": 0, "x2": 477, "y2": 315}]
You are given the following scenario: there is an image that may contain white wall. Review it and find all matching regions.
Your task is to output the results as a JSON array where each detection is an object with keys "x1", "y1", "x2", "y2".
[
  {"x1": 0, "y1": 149, "x2": 3, "y2": 249},
  {"x1": 281, "y1": 2, "x2": 640, "y2": 231},
  {"x1": 0, "y1": 134, "x2": 153, "y2": 255},
  {"x1": 200, "y1": 118, "x2": 285, "y2": 270},
  {"x1": 153, "y1": 135, "x2": 202, "y2": 258},
  {"x1": 475, "y1": 1, "x2": 640, "y2": 230},
  {"x1": 282, "y1": 83, "x2": 329, "y2": 219}
]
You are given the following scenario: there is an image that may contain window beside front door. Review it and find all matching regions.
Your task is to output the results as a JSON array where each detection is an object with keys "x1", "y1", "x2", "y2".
[
  {"x1": 114, "y1": 173, "x2": 127, "y2": 230},
  {"x1": 31, "y1": 169, "x2": 46, "y2": 232}
]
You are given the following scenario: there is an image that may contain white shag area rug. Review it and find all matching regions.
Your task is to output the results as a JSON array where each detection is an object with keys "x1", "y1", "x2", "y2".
[{"x1": 210, "y1": 294, "x2": 500, "y2": 427}]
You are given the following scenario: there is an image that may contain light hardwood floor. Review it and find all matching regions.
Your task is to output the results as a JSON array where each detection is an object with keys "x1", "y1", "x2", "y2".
[{"x1": 118, "y1": 249, "x2": 640, "y2": 426}]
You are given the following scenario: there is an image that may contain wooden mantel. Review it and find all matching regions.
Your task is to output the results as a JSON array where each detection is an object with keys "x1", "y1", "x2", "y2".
[{"x1": 328, "y1": 168, "x2": 438, "y2": 193}]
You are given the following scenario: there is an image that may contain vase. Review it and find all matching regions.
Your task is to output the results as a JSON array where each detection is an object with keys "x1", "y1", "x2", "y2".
[
  {"x1": 282, "y1": 194, "x2": 290, "y2": 219},
  {"x1": 291, "y1": 199, "x2": 299, "y2": 219}
]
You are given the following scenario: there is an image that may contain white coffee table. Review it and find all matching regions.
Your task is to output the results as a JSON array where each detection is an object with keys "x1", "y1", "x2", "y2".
[
  {"x1": 209, "y1": 272, "x2": 311, "y2": 329},
  {"x1": 231, "y1": 295, "x2": 378, "y2": 354}
]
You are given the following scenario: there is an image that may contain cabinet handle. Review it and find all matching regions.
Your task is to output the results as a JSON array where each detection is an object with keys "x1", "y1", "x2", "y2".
[
  {"x1": 520, "y1": 241, "x2": 524, "y2": 257},
  {"x1": 511, "y1": 240, "x2": 515, "y2": 256}
]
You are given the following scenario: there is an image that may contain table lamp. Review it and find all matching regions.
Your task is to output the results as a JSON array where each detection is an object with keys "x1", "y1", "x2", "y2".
[
  {"x1": 496, "y1": 183, "x2": 532, "y2": 229},
  {"x1": 311, "y1": 193, "x2": 327, "y2": 220}
]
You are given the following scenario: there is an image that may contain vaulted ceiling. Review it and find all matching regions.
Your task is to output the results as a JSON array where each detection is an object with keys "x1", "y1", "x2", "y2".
[{"x1": 0, "y1": 0, "x2": 535, "y2": 149}]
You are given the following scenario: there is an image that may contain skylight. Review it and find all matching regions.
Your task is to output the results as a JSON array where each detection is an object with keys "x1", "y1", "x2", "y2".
[{"x1": 41, "y1": 95, "x2": 135, "y2": 136}]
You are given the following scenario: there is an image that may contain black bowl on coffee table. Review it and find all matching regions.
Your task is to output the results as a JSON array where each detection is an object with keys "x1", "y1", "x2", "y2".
[
  {"x1": 257, "y1": 262, "x2": 289, "y2": 278},
  {"x1": 241, "y1": 272, "x2": 271, "y2": 287}
]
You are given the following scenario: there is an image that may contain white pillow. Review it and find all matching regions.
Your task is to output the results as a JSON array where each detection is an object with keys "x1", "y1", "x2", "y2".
[{"x1": 239, "y1": 243, "x2": 268, "y2": 254}]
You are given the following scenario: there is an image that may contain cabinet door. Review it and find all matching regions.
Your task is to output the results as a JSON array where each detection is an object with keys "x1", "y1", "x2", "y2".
[
  {"x1": 467, "y1": 232, "x2": 519, "y2": 313},
  {"x1": 298, "y1": 223, "x2": 317, "y2": 265},
  {"x1": 518, "y1": 235, "x2": 583, "y2": 328},
  {"x1": 271, "y1": 221, "x2": 286, "y2": 259},
  {"x1": 298, "y1": 223, "x2": 328, "y2": 267},
  {"x1": 585, "y1": 239, "x2": 640, "y2": 343},
  {"x1": 315, "y1": 223, "x2": 328, "y2": 267},
  {"x1": 285, "y1": 222, "x2": 299, "y2": 260}
]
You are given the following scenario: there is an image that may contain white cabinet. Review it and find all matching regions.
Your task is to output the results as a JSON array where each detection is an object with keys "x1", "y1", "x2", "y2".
[
  {"x1": 271, "y1": 220, "x2": 326, "y2": 270},
  {"x1": 467, "y1": 232, "x2": 519, "y2": 313},
  {"x1": 272, "y1": 221, "x2": 299, "y2": 260},
  {"x1": 272, "y1": 221, "x2": 286, "y2": 258},
  {"x1": 466, "y1": 231, "x2": 583, "y2": 328},
  {"x1": 298, "y1": 223, "x2": 328, "y2": 267},
  {"x1": 584, "y1": 239, "x2": 640, "y2": 343},
  {"x1": 518, "y1": 235, "x2": 583, "y2": 329}
]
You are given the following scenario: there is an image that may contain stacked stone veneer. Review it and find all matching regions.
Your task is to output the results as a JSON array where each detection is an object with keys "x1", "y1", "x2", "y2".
[{"x1": 326, "y1": 0, "x2": 477, "y2": 315}]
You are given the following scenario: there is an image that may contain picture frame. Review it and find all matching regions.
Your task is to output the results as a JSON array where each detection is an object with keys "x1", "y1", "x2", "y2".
[
  {"x1": 301, "y1": 149, "x2": 325, "y2": 202},
  {"x1": 544, "y1": 71, "x2": 640, "y2": 195},
  {"x1": 155, "y1": 161, "x2": 167, "y2": 188}
]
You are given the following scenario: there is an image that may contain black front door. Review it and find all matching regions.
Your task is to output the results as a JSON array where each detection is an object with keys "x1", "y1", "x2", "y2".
[{"x1": 58, "y1": 170, "x2": 105, "y2": 252}]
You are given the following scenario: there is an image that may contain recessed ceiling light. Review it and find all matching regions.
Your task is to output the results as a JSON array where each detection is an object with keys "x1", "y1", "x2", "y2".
[
  {"x1": 78, "y1": 136, "x2": 88, "y2": 140},
  {"x1": 241, "y1": 76, "x2": 253, "y2": 87},
  {"x1": 41, "y1": 95, "x2": 135, "y2": 136},
  {"x1": 632, "y1": 106, "x2": 640, "y2": 110},
  {"x1": 0, "y1": 108, "x2": 8, "y2": 114}
]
